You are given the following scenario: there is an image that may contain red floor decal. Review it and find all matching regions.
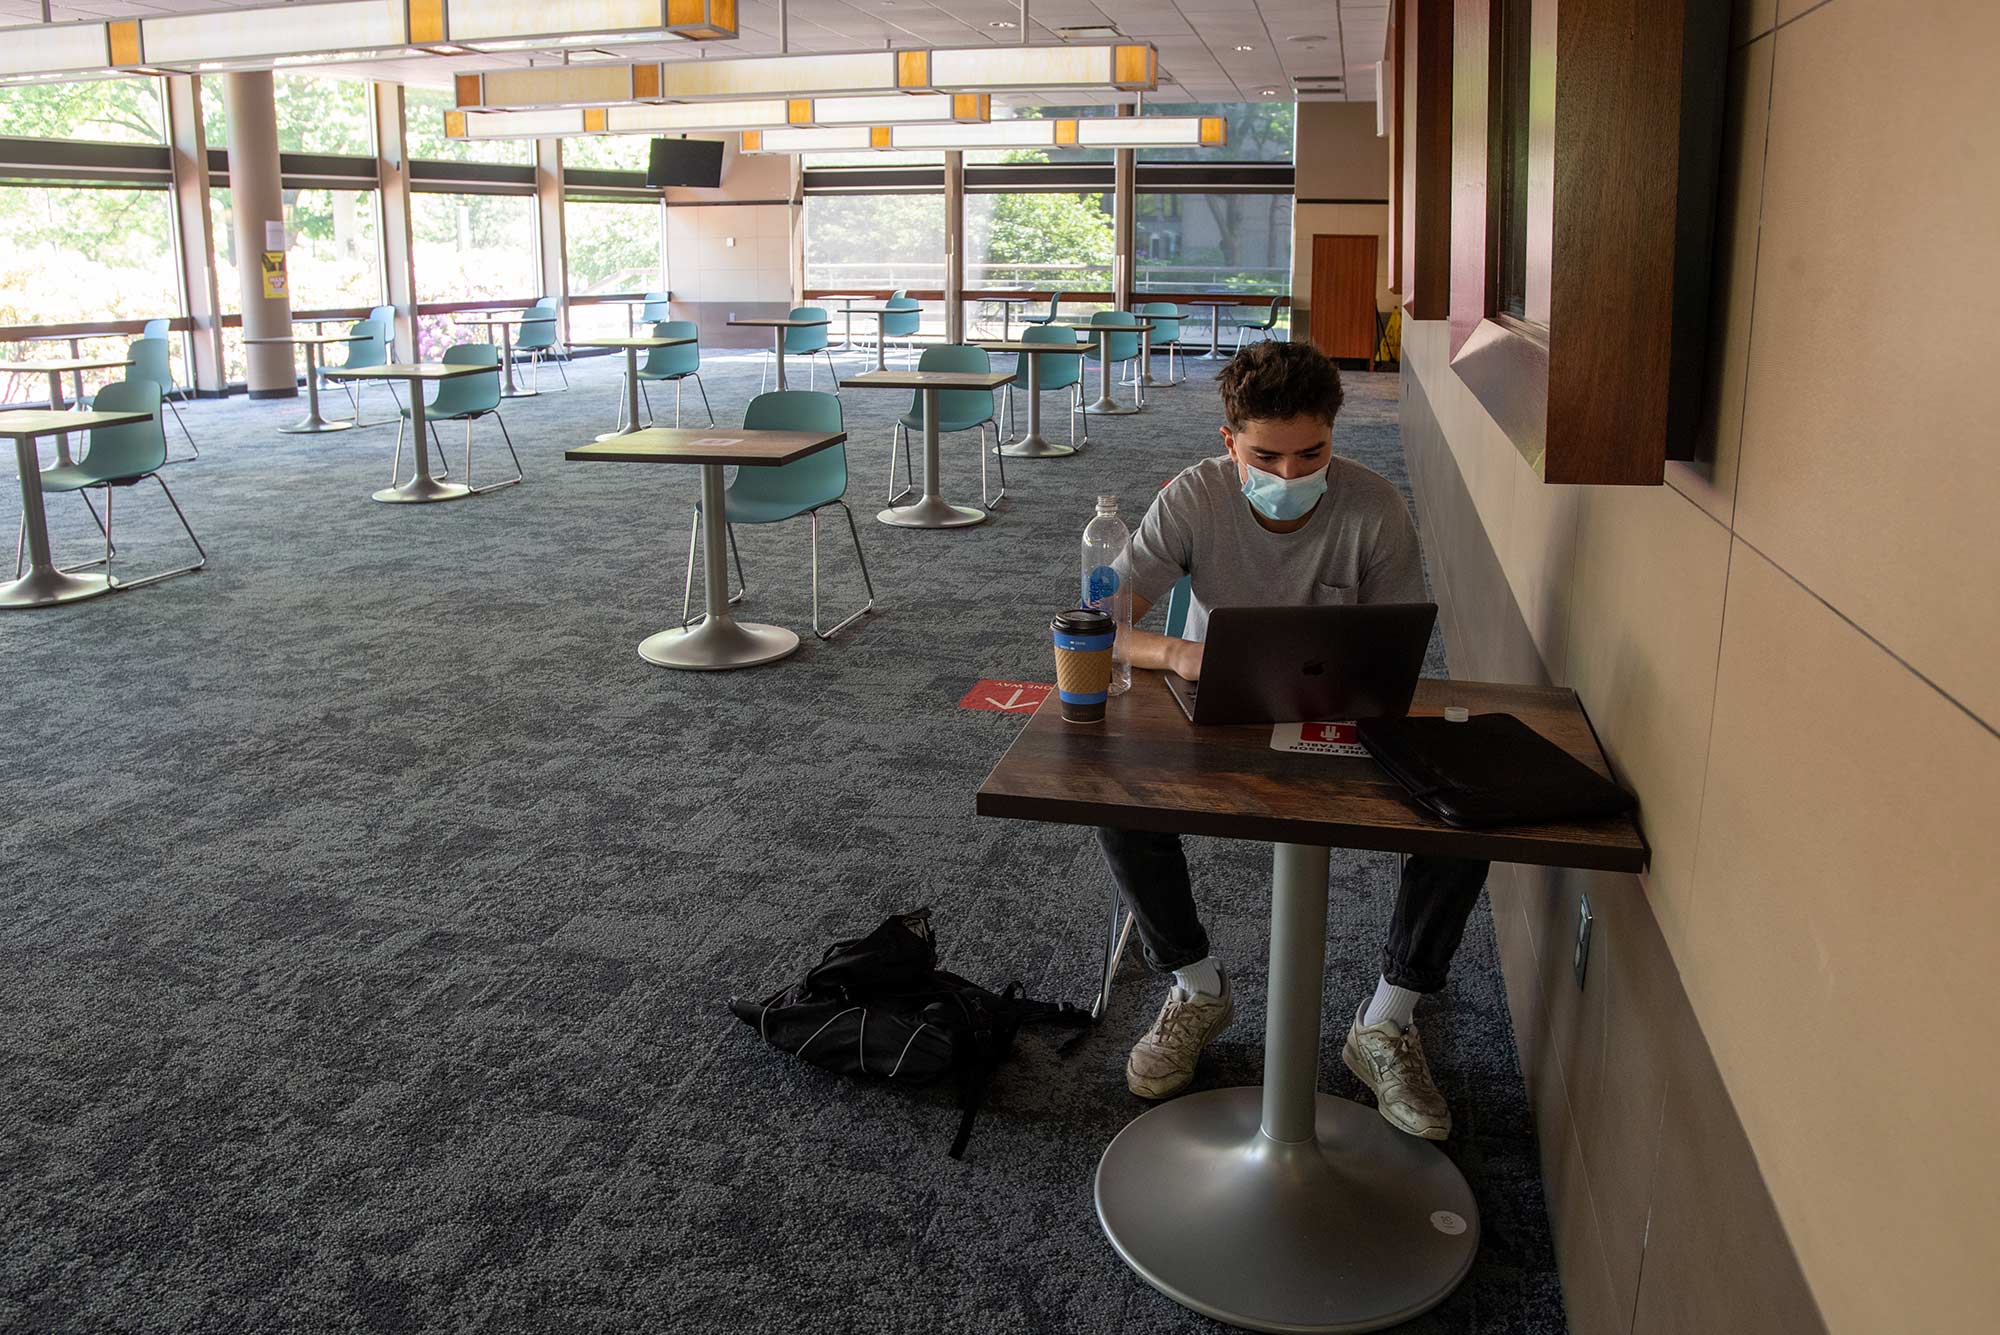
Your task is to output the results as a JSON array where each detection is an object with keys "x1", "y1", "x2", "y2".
[{"x1": 959, "y1": 680, "x2": 1052, "y2": 713}]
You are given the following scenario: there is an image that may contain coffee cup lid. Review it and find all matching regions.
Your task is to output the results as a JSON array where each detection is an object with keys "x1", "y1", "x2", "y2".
[{"x1": 1053, "y1": 607, "x2": 1113, "y2": 635}]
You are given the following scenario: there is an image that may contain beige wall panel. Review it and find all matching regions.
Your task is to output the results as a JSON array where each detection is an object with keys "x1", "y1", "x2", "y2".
[
  {"x1": 1539, "y1": 1090, "x2": 1625, "y2": 1335},
  {"x1": 1565, "y1": 484, "x2": 1732, "y2": 957},
  {"x1": 1670, "y1": 33, "x2": 1771, "y2": 524},
  {"x1": 1686, "y1": 540, "x2": 2000, "y2": 1333},
  {"x1": 1292, "y1": 101, "x2": 1390, "y2": 201},
  {"x1": 1733, "y1": 0, "x2": 2000, "y2": 723},
  {"x1": 1500, "y1": 456, "x2": 1581, "y2": 683}
]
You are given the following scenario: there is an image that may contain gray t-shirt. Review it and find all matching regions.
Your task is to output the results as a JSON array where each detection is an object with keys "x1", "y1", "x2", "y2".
[{"x1": 1117, "y1": 454, "x2": 1427, "y2": 641}]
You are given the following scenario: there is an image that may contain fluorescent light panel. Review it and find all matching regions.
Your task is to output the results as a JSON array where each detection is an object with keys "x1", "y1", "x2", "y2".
[
  {"x1": 456, "y1": 42, "x2": 1157, "y2": 110},
  {"x1": 449, "y1": 92, "x2": 988, "y2": 141},
  {"x1": 742, "y1": 115, "x2": 1224, "y2": 155},
  {"x1": 0, "y1": 0, "x2": 735, "y2": 83}
]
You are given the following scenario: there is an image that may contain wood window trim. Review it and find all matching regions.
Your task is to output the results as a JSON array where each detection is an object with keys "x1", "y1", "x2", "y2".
[
  {"x1": 1402, "y1": 0, "x2": 1454, "y2": 320},
  {"x1": 1446, "y1": 0, "x2": 1729, "y2": 485}
]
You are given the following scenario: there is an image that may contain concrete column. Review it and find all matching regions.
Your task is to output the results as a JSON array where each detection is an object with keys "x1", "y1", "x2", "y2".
[
  {"x1": 944, "y1": 149, "x2": 965, "y2": 343},
  {"x1": 223, "y1": 71, "x2": 294, "y2": 397},
  {"x1": 1113, "y1": 105, "x2": 1136, "y2": 310},
  {"x1": 371, "y1": 82, "x2": 418, "y2": 361},
  {"x1": 534, "y1": 137, "x2": 567, "y2": 336},
  {"x1": 163, "y1": 75, "x2": 223, "y2": 395}
]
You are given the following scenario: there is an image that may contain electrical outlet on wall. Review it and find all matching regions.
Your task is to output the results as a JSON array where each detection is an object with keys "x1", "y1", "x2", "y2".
[{"x1": 1573, "y1": 895, "x2": 1594, "y2": 989}]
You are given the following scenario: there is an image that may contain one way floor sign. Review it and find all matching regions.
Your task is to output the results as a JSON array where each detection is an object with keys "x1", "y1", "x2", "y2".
[{"x1": 959, "y1": 679, "x2": 1052, "y2": 713}]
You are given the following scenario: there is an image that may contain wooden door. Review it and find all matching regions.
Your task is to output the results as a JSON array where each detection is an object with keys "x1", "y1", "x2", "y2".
[{"x1": 1309, "y1": 234, "x2": 1380, "y2": 362}]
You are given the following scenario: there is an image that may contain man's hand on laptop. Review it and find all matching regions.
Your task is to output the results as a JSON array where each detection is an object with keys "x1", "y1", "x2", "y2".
[{"x1": 1112, "y1": 622, "x2": 1205, "y2": 681}]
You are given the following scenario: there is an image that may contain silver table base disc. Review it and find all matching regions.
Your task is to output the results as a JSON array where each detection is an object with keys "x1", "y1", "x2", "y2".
[
  {"x1": 876, "y1": 497, "x2": 987, "y2": 529},
  {"x1": 998, "y1": 435, "x2": 1077, "y2": 458},
  {"x1": 1087, "y1": 397, "x2": 1142, "y2": 415},
  {"x1": 638, "y1": 617, "x2": 799, "y2": 670},
  {"x1": 501, "y1": 387, "x2": 539, "y2": 399},
  {"x1": 373, "y1": 477, "x2": 473, "y2": 504},
  {"x1": 0, "y1": 567, "x2": 114, "y2": 609},
  {"x1": 1096, "y1": 1087, "x2": 1479, "y2": 1334},
  {"x1": 279, "y1": 418, "x2": 354, "y2": 434}
]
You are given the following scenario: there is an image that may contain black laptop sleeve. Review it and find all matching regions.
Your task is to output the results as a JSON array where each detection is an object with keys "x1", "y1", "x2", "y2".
[{"x1": 1355, "y1": 713, "x2": 1636, "y2": 829}]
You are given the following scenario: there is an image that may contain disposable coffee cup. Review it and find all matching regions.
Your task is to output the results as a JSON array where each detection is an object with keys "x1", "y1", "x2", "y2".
[{"x1": 1052, "y1": 608, "x2": 1116, "y2": 724}]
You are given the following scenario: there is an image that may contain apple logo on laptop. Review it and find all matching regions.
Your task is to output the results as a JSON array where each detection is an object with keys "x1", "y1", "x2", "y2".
[{"x1": 1302, "y1": 660, "x2": 1326, "y2": 676}]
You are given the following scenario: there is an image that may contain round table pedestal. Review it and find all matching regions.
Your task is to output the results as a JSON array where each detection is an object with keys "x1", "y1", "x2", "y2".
[
  {"x1": 1097, "y1": 1089, "x2": 1478, "y2": 1333},
  {"x1": 639, "y1": 617, "x2": 799, "y2": 670},
  {"x1": 0, "y1": 567, "x2": 113, "y2": 609},
  {"x1": 877, "y1": 496, "x2": 986, "y2": 529},
  {"x1": 373, "y1": 476, "x2": 471, "y2": 504}
]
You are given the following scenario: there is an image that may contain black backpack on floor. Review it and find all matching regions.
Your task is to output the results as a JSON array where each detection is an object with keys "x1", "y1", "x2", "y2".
[{"x1": 728, "y1": 909, "x2": 1091, "y2": 1158}]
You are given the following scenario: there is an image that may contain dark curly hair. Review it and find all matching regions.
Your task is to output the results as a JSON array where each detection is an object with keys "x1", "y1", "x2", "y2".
[{"x1": 1217, "y1": 340, "x2": 1344, "y2": 429}]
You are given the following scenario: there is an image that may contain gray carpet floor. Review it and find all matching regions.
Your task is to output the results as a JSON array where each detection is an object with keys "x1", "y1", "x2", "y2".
[{"x1": 0, "y1": 344, "x2": 1566, "y2": 1334}]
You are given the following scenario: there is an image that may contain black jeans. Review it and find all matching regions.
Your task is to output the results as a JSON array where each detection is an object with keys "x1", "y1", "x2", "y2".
[{"x1": 1094, "y1": 827, "x2": 1489, "y2": 994}]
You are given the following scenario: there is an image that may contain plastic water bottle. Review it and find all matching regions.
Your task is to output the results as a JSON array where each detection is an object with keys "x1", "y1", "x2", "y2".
[{"x1": 1082, "y1": 494, "x2": 1133, "y2": 696}]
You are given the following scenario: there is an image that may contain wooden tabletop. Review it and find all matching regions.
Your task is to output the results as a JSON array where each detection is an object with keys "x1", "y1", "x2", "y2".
[
  {"x1": 323, "y1": 362, "x2": 492, "y2": 382},
  {"x1": 839, "y1": 369, "x2": 1013, "y2": 391},
  {"x1": 454, "y1": 313, "x2": 552, "y2": 325},
  {"x1": 0, "y1": 408, "x2": 152, "y2": 440},
  {"x1": 243, "y1": 333, "x2": 366, "y2": 345},
  {"x1": 573, "y1": 337, "x2": 696, "y2": 349},
  {"x1": 1073, "y1": 323, "x2": 1158, "y2": 336},
  {"x1": 10, "y1": 357, "x2": 134, "y2": 373},
  {"x1": 565, "y1": 427, "x2": 847, "y2": 467},
  {"x1": 976, "y1": 673, "x2": 1649, "y2": 872},
  {"x1": 727, "y1": 317, "x2": 831, "y2": 328},
  {"x1": 1184, "y1": 298, "x2": 1261, "y2": 306},
  {"x1": 975, "y1": 340, "x2": 1085, "y2": 354}
]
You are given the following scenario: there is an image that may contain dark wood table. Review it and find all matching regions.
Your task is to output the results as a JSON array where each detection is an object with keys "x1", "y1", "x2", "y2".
[
  {"x1": 1074, "y1": 321, "x2": 1157, "y2": 415},
  {"x1": 453, "y1": 311, "x2": 555, "y2": 398},
  {"x1": 565, "y1": 427, "x2": 847, "y2": 670},
  {"x1": 838, "y1": 368, "x2": 1014, "y2": 529},
  {"x1": 976, "y1": 672, "x2": 1645, "y2": 1332},
  {"x1": 975, "y1": 337, "x2": 1087, "y2": 458},
  {"x1": 322, "y1": 362, "x2": 495, "y2": 504},
  {"x1": 10, "y1": 357, "x2": 134, "y2": 466},
  {"x1": 726, "y1": 316, "x2": 831, "y2": 390},
  {"x1": 0, "y1": 408, "x2": 152, "y2": 609},
  {"x1": 574, "y1": 335, "x2": 698, "y2": 438}
]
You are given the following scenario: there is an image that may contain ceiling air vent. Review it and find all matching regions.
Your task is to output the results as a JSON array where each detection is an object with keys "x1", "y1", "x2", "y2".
[
  {"x1": 1293, "y1": 73, "x2": 1346, "y2": 103},
  {"x1": 1055, "y1": 25, "x2": 1122, "y2": 41}
]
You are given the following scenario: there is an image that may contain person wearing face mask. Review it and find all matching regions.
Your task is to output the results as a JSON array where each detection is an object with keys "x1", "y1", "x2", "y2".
[{"x1": 1092, "y1": 339, "x2": 1488, "y2": 1142}]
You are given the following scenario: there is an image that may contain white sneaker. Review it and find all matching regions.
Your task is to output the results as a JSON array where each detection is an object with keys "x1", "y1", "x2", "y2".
[
  {"x1": 1126, "y1": 973, "x2": 1234, "y2": 1100},
  {"x1": 1342, "y1": 1005, "x2": 1451, "y2": 1140}
]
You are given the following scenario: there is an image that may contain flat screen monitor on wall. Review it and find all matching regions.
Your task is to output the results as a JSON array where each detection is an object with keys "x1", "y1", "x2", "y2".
[{"x1": 646, "y1": 137, "x2": 724, "y2": 189}]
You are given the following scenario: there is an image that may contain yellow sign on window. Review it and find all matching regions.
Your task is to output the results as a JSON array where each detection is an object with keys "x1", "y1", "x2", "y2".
[{"x1": 260, "y1": 251, "x2": 288, "y2": 300}]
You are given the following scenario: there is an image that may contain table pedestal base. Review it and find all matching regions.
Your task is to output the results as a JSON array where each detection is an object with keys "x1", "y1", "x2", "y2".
[
  {"x1": 373, "y1": 476, "x2": 472, "y2": 504},
  {"x1": 998, "y1": 435, "x2": 1075, "y2": 458},
  {"x1": 877, "y1": 496, "x2": 986, "y2": 529},
  {"x1": 0, "y1": 567, "x2": 114, "y2": 609},
  {"x1": 280, "y1": 416, "x2": 353, "y2": 435},
  {"x1": 639, "y1": 617, "x2": 799, "y2": 670}
]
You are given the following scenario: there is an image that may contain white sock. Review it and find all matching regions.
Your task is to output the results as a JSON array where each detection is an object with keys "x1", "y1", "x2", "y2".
[
  {"x1": 1174, "y1": 956, "x2": 1224, "y2": 998},
  {"x1": 1362, "y1": 976, "x2": 1420, "y2": 1030}
]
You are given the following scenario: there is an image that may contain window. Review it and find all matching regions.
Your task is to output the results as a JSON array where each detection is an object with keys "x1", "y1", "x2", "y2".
[
  {"x1": 1135, "y1": 193, "x2": 1293, "y2": 295},
  {"x1": 201, "y1": 74, "x2": 373, "y2": 155},
  {"x1": 1493, "y1": 0, "x2": 1536, "y2": 322},
  {"x1": 411, "y1": 191, "x2": 539, "y2": 358},
  {"x1": 565, "y1": 198, "x2": 663, "y2": 339},
  {"x1": 0, "y1": 80, "x2": 164, "y2": 144},
  {"x1": 405, "y1": 87, "x2": 530, "y2": 166},
  {"x1": 562, "y1": 136, "x2": 655, "y2": 173},
  {"x1": 803, "y1": 193, "x2": 944, "y2": 293},
  {"x1": 965, "y1": 191, "x2": 1113, "y2": 294}
]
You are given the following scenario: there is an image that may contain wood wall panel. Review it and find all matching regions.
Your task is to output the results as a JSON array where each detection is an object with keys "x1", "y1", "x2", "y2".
[{"x1": 1403, "y1": 0, "x2": 1454, "y2": 318}]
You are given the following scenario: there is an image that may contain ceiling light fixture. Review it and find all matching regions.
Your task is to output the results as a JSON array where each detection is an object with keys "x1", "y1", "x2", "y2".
[
  {"x1": 740, "y1": 114, "x2": 1225, "y2": 155},
  {"x1": 448, "y1": 91, "x2": 992, "y2": 141},
  {"x1": 1233, "y1": 45, "x2": 1254, "y2": 51},
  {"x1": 456, "y1": 41, "x2": 1158, "y2": 110}
]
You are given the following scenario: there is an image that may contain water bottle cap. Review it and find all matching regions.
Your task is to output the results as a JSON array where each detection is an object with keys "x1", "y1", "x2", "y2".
[
  {"x1": 1096, "y1": 494, "x2": 1118, "y2": 512},
  {"x1": 1444, "y1": 707, "x2": 1469, "y2": 723}
]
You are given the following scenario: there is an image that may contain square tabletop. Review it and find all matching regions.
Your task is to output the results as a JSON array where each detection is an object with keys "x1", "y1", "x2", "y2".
[
  {"x1": 10, "y1": 357, "x2": 134, "y2": 374},
  {"x1": 727, "y1": 317, "x2": 831, "y2": 328},
  {"x1": 976, "y1": 672, "x2": 1648, "y2": 872},
  {"x1": 454, "y1": 312, "x2": 551, "y2": 325},
  {"x1": 323, "y1": 362, "x2": 492, "y2": 382},
  {"x1": 0, "y1": 408, "x2": 153, "y2": 440},
  {"x1": 565, "y1": 427, "x2": 847, "y2": 467},
  {"x1": 839, "y1": 369, "x2": 1014, "y2": 391},
  {"x1": 573, "y1": 336, "x2": 696, "y2": 349},
  {"x1": 975, "y1": 340, "x2": 1086, "y2": 354},
  {"x1": 1071, "y1": 322, "x2": 1158, "y2": 336},
  {"x1": 243, "y1": 333, "x2": 366, "y2": 345}
]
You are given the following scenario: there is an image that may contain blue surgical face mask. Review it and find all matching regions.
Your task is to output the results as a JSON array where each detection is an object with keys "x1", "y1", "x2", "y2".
[{"x1": 1240, "y1": 459, "x2": 1330, "y2": 522}]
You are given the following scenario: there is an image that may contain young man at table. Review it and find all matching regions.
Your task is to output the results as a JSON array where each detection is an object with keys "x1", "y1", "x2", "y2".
[{"x1": 1099, "y1": 339, "x2": 1487, "y2": 1140}]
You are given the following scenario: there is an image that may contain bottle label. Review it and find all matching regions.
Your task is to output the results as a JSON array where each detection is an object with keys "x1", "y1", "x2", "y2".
[{"x1": 1085, "y1": 564, "x2": 1120, "y2": 607}]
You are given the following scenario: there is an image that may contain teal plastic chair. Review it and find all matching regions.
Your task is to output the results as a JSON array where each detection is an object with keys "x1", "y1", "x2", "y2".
[
  {"x1": 1162, "y1": 574, "x2": 1193, "y2": 639},
  {"x1": 394, "y1": 343, "x2": 521, "y2": 495},
  {"x1": 879, "y1": 295, "x2": 923, "y2": 367},
  {"x1": 681, "y1": 390, "x2": 875, "y2": 641},
  {"x1": 640, "y1": 291, "x2": 672, "y2": 323},
  {"x1": 125, "y1": 338, "x2": 195, "y2": 457},
  {"x1": 1137, "y1": 302, "x2": 1188, "y2": 385},
  {"x1": 1001, "y1": 323, "x2": 1089, "y2": 449},
  {"x1": 322, "y1": 319, "x2": 403, "y2": 425},
  {"x1": 1232, "y1": 296, "x2": 1285, "y2": 353},
  {"x1": 367, "y1": 304, "x2": 397, "y2": 354},
  {"x1": 516, "y1": 298, "x2": 567, "y2": 390},
  {"x1": 762, "y1": 306, "x2": 835, "y2": 393},
  {"x1": 889, "y1": 344, "x2": 1005, "y2": 510},
  {"x1": 1019, "y1": 292, "x2": 1066, "y2": 327},
  {"x1": 635, "y1": 319, "x2": 713, "y2": 427},
  {"x1": 139, "y1": 318, "x2": 193, "y2": 404},
  {"x1": 17, "y1": 379, "x2": 205, "y2": 592}
]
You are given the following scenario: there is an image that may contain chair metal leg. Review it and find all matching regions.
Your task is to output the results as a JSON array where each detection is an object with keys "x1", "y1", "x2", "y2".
[
  {"x1": 553, "y1": 352, "x2": 569, "y2": 389},
  {"x1": 682, "y1": 506, "x2": 745, "y2": 629},
  {"x1": 886, "y1": 422, "x2": 914, "y2": 504},
  {"x1": 980, "y1": 422, "x2": 1006, "y2": 509},
  {"x1": 809, "y1": 501, "x2": 876, "y2": 640},
  {"x1": 693, "y1": 373, "x2": 714, "y2": 426},
  {"x1": 426, "y1": 422, "x2": 450, "y2": 476},
  {"x1": 638, "y1": 380, "x2": 656, "y2": 428},
  {"x1": 13, "y1": 513, "x2": 23, "y2": 578},
  {"x1": 103, "y1": 474, "x2": 207, "y2": 591},
  {"x1": 466, "y1": 411, "x2": 524, "y2": 495},
  {"x1": 1089, "y1": 879, "x2": 1138, "y2": 1022},
  {"x1": 162, "y1": 397, "x2": 197, "y2": 460},
  {"x1": 726, "y1": 521, "x2": 747, "y2": 604},
  {"x1": 388, "y1": 416, "x2": 406, "y2": 485}
]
